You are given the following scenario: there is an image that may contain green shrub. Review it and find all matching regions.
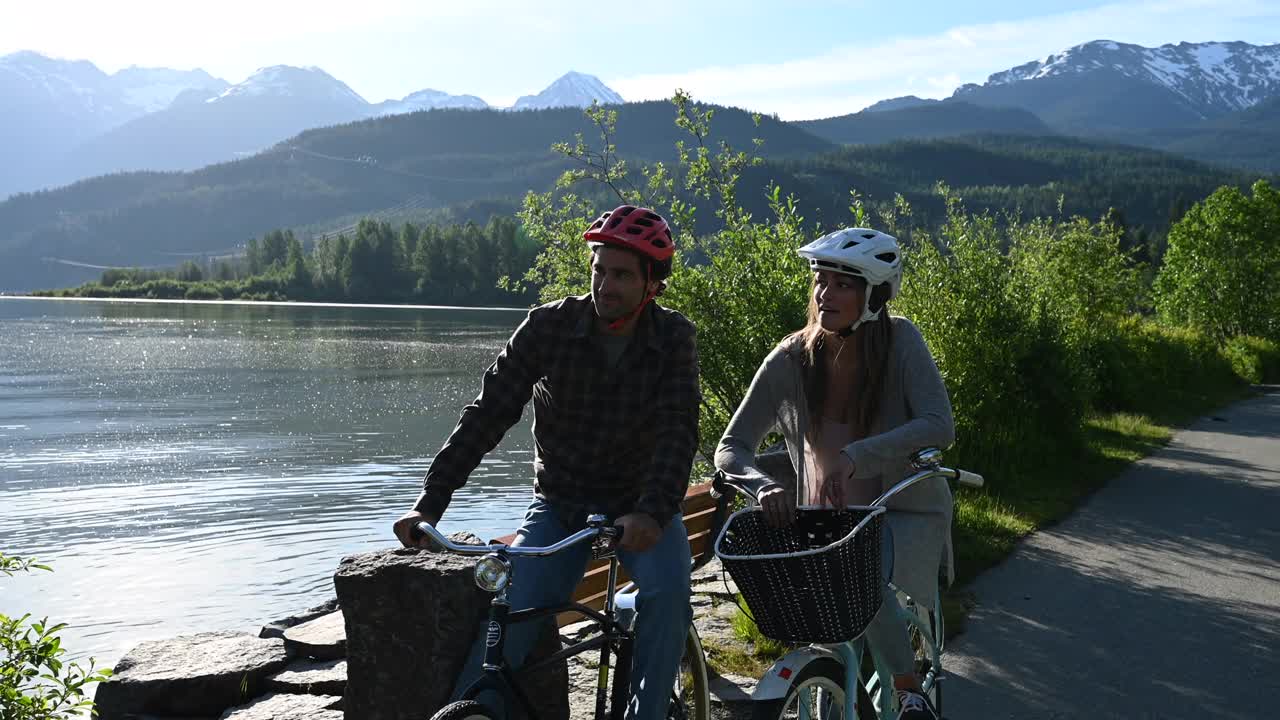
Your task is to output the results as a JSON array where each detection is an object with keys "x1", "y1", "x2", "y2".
[
  {"x1": 1, "y1": 554, "x2": 111, "y2": 719},
  {"x1": 1094, "y1": 317, "x2": 1240, "y2": 419},
  {"x1": 183, "y1": 283, "x2": 222, "y2": 300},
  {"x1": 1221, "y1": 335, "x2": 1280, "y2": 384}
]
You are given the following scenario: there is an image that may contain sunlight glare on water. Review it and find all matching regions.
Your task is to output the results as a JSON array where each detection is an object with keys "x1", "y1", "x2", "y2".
[{"x1": 0, "y1": 297, "x2": 536, "y2": 668}]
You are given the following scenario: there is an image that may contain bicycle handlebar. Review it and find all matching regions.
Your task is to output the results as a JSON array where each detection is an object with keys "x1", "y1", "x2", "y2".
[
  {"x1": 713, "y1": 446, "x2": 984, "y2": 508},
  {"x1": 870, "y1": 465, "x2": 983, "y2": 507},
  {"x1": 410, "y1": 518, "x2": 622, "y2": 557}
]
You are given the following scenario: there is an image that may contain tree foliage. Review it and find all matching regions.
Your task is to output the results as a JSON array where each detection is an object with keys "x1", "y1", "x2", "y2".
[{"x1": 1154, "y1": 180, "x2": 1280, "y2": 341}]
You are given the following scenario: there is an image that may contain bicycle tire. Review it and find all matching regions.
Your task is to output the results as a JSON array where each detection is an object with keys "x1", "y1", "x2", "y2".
[
  {"x1": 669, "y1": 624, "x2": 711, "y2": 720},
  {"x1": 751, "y1": 658, "x2": 875, "y2": 720},
  {"x1": 429, "y1": 700, "x2": 498, "y2": 720}
]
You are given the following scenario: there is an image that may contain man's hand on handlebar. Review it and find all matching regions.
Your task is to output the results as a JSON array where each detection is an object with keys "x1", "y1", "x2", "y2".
[
  {"x1": 614, "y1": 512, "x2": 660, "y2": 553},
  {"x1": 393, "y1": 509, "x2": 440, "y2": 549}
]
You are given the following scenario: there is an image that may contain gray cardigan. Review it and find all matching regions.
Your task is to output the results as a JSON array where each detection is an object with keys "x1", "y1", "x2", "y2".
[{"x1": 714, "y1": 316, "x2": 957, "y2": 607}]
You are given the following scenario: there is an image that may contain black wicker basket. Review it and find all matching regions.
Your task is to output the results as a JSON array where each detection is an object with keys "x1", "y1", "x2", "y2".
[{"x1": 714, "y1": 506, "x2": 886, "y2": 644}]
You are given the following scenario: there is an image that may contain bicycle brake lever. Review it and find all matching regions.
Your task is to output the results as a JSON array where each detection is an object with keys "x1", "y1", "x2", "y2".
[{"x1": 592, "y1": 525, "x2": 623, "y2": 559}]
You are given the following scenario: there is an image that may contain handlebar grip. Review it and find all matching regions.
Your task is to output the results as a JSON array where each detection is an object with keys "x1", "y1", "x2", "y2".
[
  {"x1": 410, "y1": 521, "x2": 430, "y2": 543},
  {"x1": 957, "y1": 470, "x2": 985, "y2": 488}
]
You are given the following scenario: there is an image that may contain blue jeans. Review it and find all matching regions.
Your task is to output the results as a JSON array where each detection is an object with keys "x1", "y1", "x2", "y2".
[{"x1": 452, "y1": 498, "x2": 693, "y2": 720}]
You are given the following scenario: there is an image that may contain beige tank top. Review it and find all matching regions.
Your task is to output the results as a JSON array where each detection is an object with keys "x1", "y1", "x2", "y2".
[{"x1": 803, "y1": 420, "x2": 880, "y2": 507}]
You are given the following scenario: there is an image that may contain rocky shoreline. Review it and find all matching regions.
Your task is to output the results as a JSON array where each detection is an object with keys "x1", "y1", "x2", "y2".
[{"x1": 93, "y1": 536, "x2": 759, "y2": 720}]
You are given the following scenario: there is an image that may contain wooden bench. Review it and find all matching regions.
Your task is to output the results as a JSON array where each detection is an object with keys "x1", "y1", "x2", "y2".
[{"x1": 491, "y1": 483, "x2": 720, "y2": 626}]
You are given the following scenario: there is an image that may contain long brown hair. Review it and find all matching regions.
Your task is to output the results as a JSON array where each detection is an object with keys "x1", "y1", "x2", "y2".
[{"x1": 787, "y1": 278, "x2": 894, "y2": 438}]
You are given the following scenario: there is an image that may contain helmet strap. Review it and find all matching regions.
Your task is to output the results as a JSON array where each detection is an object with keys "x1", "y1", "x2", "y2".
[
  {"x1": 840, "y1": 289, "x2": 883, "y2": 337},
  {"x1": 607, "y1": 285, "x2": 659, "y2": 332}
]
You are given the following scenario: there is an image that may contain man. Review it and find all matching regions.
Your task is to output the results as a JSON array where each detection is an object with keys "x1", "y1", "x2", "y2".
[{"x1": 394, "y1": 204, "x2": 700, "y2": 720}]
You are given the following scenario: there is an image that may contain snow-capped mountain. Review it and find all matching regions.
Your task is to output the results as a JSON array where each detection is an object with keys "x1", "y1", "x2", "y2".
[
  {"x1": 369, "y1": 88, "x2": 489, "y2": 117},
  {"x1": 957, "y1": 40, "x2": 1280, "y2": 121},
  {"x1": 0, "y1": 52, "x2": 234, "y2": 197},
  {"x1": 107, "y1": 66, "x2": 228, "y2": 113},
  {"x1": 1, "y1": 51, "x2": 228, "y2": 124},
  {"x1": 211, "y1": 65, "x2": 367, "y2": 109},
  {"x1": 69, "y1": 65, "x2": 373, "y2": 180},
  {"x1": 512, "y1": 71, "x2": 623, "y2": 110}
]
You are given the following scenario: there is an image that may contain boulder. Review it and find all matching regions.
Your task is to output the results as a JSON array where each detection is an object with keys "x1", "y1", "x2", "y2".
[
  {"x1": 217, "y1": 692, "x2": 342, "y2": 720},
  {"x1": 93, "y1": 631, "x2": 289, "y2": 719},
  {"x1": 260, "y1": 598, "x2": 340, "y2": 639},
  {"x1": 282, "y1": 610, "x2": 345, "y2": 660},
  {"x1": 335, "y1": 536, "x2": 566, "y2": 720},
  {"x1": 265, "y1": 658, "x2": 347, "y2": 696}
]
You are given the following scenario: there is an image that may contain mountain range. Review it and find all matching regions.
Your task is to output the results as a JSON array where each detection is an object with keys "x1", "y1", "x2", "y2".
[
  {"x1": 803, "y1": 39, "x2": 1280, "y2": 172},
  {"x1": 0, "y1": 53, "x2": 627, "y2": 198},
  {"x1": 2, "y1": 38, "x2": 1278, "y2": 292}
]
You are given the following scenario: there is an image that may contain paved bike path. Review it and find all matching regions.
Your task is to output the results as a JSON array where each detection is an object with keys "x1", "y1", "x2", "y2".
[{"x1": 943, "y1": 389, "x2": 1280, "y2": 720}]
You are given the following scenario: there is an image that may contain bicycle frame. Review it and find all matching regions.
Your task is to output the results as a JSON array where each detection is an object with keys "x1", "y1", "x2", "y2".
[
  {"x1": 749, "y1": 596, "x2": 934, "y2": 720},
  {"x1": 414, "y1": 518, "x2": 636, "y2": 720}
]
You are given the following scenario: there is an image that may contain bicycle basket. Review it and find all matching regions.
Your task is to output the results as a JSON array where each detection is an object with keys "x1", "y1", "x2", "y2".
[{"x1": 714, "y1": 506, "x2": 885, "y2": 643}]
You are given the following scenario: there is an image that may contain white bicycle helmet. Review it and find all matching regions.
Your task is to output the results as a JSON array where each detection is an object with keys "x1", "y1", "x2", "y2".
[{"x1": 797, "y1": 227, "x2": 902, "y2": 333}]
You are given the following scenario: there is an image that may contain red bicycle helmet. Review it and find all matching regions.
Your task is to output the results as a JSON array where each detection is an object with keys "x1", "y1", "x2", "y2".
[{"x1": 582, "y1": 205, "x2": 675, "y2": 261}]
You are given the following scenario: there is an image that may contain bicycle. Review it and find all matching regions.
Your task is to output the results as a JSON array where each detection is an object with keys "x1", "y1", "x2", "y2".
[
  {"x1": 710, "y1": 447, "x2": 984, "y2": 720},
  {"x1": 412, "y1": 514, "x2": 711, "y2": 720}
]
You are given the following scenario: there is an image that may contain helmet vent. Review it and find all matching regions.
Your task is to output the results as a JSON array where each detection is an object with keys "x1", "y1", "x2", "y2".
[
  {"x1": 618, "y1": 206, "x2": 636, "y2": 216},
  {"x1": 625, "y1": 227, "x2": 644, "y2": 235},
  {"x1": 651, "y1": 238, "x2": 668, "y2": 248},
  {"x1": 841, "y1": 240, "x2": 860, "y2": 249},
  {"x1": 875, "y1": 252, "x2": 898, "y2": 263},
  {"x1": 633, "y1": 218, "x2": 655, "y2": 227},
  {"x1": 861, "y1": 232, "x2": 878, "y2": 239}
]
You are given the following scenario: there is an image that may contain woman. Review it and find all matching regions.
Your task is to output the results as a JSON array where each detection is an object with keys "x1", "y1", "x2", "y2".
[{"x1": 714, "y1": 227, "x2": 955, "y2": 720}]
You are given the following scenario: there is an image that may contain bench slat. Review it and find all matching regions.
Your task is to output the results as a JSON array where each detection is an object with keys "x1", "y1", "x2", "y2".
[{"x1": 484, "y1": 483, "x2": 721, "y2": 627}]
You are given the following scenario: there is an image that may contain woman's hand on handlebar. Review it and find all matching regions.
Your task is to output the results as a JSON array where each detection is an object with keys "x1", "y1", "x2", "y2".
[{"x1": 393, "y1": 509, "x2": 439, "y2": 549}]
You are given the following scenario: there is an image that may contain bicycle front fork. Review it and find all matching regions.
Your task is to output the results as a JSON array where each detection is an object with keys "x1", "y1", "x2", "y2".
[{"x1": 463, "y1": 598, "x2": 536, "y2": 719}]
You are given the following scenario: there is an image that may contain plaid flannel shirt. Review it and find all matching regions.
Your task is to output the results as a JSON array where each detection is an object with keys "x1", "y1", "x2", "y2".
[{"x1": 414, "y1": 294, "x2": 701, "y2": 527}]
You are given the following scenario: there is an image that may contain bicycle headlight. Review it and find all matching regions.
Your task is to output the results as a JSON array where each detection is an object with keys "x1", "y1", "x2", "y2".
[{"x1": 474, "y1": 553, "x2": 511, "y2": 593}]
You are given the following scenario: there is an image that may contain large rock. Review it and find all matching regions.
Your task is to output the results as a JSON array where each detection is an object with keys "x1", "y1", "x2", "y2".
[
  {"x1": 94, "y1": 631, "x2": 289, "y2": 719},
  {"x1": 282, "y1": 610, "x2": 345, "y2": 660},
  {"x1": 217, "y1": 692, "x2": 342, "y2": 720},
  {"x1": 335, "y1": 540, "x2": 567, "y2": 720},
  {"x1": 260, "y1": 598, "x2": 340, "y2": 639},
  {"x1": 266, "y1": 658, "x2": 347, "y2": 696}
]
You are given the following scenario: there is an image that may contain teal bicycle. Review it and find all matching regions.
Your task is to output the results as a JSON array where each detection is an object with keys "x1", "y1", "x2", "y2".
[{"x1": 712, "y1": 447, "x2": 983, "y2": 720}]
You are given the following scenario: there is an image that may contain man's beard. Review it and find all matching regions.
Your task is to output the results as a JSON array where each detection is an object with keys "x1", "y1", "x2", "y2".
[{"x1": 593, "y1": 291, "x2": 635, "y2": 321}]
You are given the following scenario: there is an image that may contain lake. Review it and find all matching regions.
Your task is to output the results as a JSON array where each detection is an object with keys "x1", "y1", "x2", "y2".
[{"x1": 0, "y1": 296, "x2": 538, "y2": 669}]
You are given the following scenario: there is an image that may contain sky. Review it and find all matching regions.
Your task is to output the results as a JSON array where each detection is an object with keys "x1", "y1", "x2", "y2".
[{"x1": 2, "y1": 0, "x2": 1278, "y2": 119}]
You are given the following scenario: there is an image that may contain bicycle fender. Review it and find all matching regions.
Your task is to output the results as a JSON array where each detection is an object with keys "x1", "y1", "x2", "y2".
[{"x1": 750, "y1": 646, "x2": 841, "y2": 701}]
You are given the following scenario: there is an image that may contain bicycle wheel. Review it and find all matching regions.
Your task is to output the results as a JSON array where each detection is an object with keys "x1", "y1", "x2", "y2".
[
  {"x1": 429, "y1": 700, "x2": 498, "y2": 720},
  {"x1": 752, "y1": 658, "x2": 875, "y2": 720},
  {"x1": 669, "y1": 624, "x2": 711, "y2": 720}
]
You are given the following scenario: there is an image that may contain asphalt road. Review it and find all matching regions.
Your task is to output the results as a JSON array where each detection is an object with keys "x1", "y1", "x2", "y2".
[{"x1": 943, "y1": 388, "x2": 1280, "y2": 720}]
